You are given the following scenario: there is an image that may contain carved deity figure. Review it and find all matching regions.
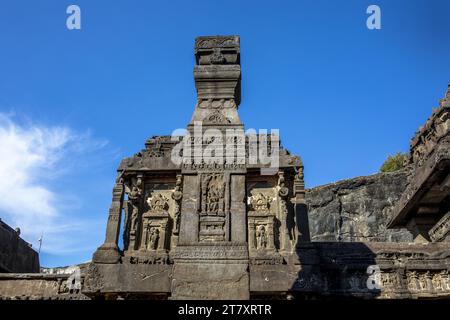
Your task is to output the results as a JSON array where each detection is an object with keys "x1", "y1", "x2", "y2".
[
  {"x1": 201, "y1": 174, "x2": 225, "y2": 214},
  {"x1": 256, "y1": 225, "x2": 268, "y2": 249},
  {"x1": 147, "y1": 227, "x2": 159, "y2": 250},
  {"x1": 432, "y1": 273, "x2": 443, "y2": 291},
  {"x1": 172, "y1": 175, "x2": 183, "y2": 233},
  {"x1": 129, "y1": 185, "x2": 141, "y2": 231},
  {"x1": 126, "y1": 177, "x2": 143, "y2": 236}
]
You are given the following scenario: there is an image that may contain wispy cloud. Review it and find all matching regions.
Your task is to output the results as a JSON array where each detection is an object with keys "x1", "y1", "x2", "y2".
[{"x1": 0, "y1": 113, "x2": 110, "y2": 256}]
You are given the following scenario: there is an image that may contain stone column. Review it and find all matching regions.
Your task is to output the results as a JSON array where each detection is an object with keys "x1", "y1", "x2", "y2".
[
  {"x1": 268, "y1": 219, "x2": 275, "y2": 250},
  {"x1": 230, "y1": 174, "x2": 247, "y2": 243},
  {"x1": 93, "y1": 179, "x2": 124, "y2": 263},
  {"x1": 140, "y1": 220, "x2": 148, "y2": 250},
  {"x1": 178, "y1": 175, "x2": 199, "y2": 245},
  {"x1": 159, "y1": 221, "x2": 168, "y2": 250},
  {"x1": 248, "y1": 222, "x2": 256, "y2": 250},
  {"x1": 292, "y1": 169, "x2": 310, "y2": 243}
]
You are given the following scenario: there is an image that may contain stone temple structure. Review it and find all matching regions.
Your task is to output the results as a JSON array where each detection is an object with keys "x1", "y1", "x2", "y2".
[
  {"x1": 85, "y1": 35, "x2": 306, "y2": 299},
  {"x1": 0, "y1": 35, "x2": 449, "y2": 300}
]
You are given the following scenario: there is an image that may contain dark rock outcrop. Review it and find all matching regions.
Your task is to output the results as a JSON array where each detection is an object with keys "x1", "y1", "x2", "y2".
[{"x1": 306, "y1": 170, "x2": 413, "y2": 242}]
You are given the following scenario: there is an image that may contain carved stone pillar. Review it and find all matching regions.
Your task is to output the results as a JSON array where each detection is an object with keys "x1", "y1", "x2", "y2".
[
  {"x1": 230, "y1": 174, "x2": 247, "y2": 242},
  {"x1": 93, "y1": 178, "x2": 124, "y2": 264},
  {"x1": 248, "y1": 223, "x2": 256, "y2": 250},
  {"x1": 291, "y1": 166, "x2": 310, "y2": 243},
  {"x1": 171, "y1": 35, "x2": 249, "y2": 300},
  {"x1": 178, "y1": 175, "x2": 199, "y2": 245},
  {"x1": 267, "y1": 217, "x2": 275, "y2": 250},
  {"x1": 159, "y1": 220, "x2": 168, "y2": 250}
]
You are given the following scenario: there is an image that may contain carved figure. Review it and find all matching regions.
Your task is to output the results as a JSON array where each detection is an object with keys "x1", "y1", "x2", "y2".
[
  {"x1": 201, "y1": 174, "x2": 225, "y2": 214},
  {"x1": 256, "y1": 225, "x2": 268, "y2": 249},
  {"x1": 147, "y1": 227, "x2": 159, "y2": 250}
]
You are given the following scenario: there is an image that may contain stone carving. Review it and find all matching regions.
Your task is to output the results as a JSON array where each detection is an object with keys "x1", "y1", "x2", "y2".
[
  {"x1": 278, "y1": 172, "x2": 289, "y2": 198},
  {"x1": 249, "y1": 193, "x2": 272, "y2": 213},
  {"x1": 78, "y1": 36, "x2": 450, "y2": 301},
  {"x1": 138, "y1": 191, "x2": 171, "y2": 252},
  {"x1": 200, "y1": 173, "x2": 226, "y2": 215},
  {"x1": 409, "y1": 86, "x2": 450, "y2": 168},
  {"x1": 172, "y1": 175, "x2": 183, "y2": 235},
  {"x1": 147, "y1": 193, "x2": 169, "y2": 213},
  {"x1": 195, "y1": 35, "x2": 240, "y2": 66},
  {"x1": 197, "y1": 98, "x2": 236, "y2": 109},
  {"x1": 146, "y1": 227, "x2": 160, "y2": 250},
  {"x1": 247, "y1": 189, "x2": 280, "y2": 260},
  {"x1": 204, "y1": 110, "x2": 230, "y2": 124},
  {"x1": 125, "y1": 176, "x2": 143, "y2": 250},
  {"x1": 172, "y1": 244, "x2": 248, "y2": 262},
  {"x1": 83, "y1": 264, "x2": 103, "y2": 292},
  {"x1": 429, "y1": 211, "x2": 450, "y2": 242},
  {"x1": 195, "y1": 36, "x2": 239, "y2": 49},
  {"x1": 256, "y1": 225, "x2": 268, "y2": 249},
  {"x1": 389, "y1": 86, "x2": 450, "y2": 243}
]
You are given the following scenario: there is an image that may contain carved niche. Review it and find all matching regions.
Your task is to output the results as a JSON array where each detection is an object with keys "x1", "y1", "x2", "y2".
[
  {"x1": 199, "y1": 173, "x2": 227, "y2": 242},
  {"x1": 247, "y1": 190, "x2": 276, "y2": 253},
  {"x1": 140, "y1": 192, "x2": 170, "y2": 253}
]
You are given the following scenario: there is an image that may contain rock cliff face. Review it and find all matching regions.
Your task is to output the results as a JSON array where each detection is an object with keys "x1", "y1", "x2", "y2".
[{"x1": 306, "y1": 170, "x2": 413, "y2": 242}]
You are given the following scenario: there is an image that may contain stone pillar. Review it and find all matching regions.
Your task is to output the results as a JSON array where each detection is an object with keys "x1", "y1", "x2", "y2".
[
  {"x1": 171, "y1": 35, "x2": 249, "y2": 300},
  {"x1": 178, "y1": 175, "x2": 199, "y2": 245},
  {"x1": 248, "y1": 222, "x2": 256, "y2": 250},
  {"x1": 268, "y1": 218, "x2": 275, "y2": 250},
  {"x1": 159, "y1": 221, "x2": 168, "y2": 250},
  {"x1": 230, "y1": 174, "x2": 247, "y2": 243},
  {"x1": 93, "y1": 179, "x2": 124, "y2": 264},
  {"x1": 292, "y1": 167, "x2": 310, "y2": 243},
  {"x1": 140, "y1": 220, "x2": 148, "y2": 250}
]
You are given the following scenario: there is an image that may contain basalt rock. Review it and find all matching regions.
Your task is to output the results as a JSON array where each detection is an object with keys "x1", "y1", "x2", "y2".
[{"x1": 307, "y1": 170, "x2": 413, "y2": 242}]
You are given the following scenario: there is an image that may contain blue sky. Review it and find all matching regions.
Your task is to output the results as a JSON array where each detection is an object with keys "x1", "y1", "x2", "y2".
[{"x1": 0, "y1": 0, "x2": 449, "y2": 267}]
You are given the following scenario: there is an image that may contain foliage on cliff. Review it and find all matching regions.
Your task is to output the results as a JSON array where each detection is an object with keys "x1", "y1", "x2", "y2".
[{"x1": 380, "y1": 152, "x2": 408, "y2": 173}]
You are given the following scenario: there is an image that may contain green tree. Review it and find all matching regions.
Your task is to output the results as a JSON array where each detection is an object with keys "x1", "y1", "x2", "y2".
[{"x1": 380, "y1": 152, "x2": 408, "y2": 173}]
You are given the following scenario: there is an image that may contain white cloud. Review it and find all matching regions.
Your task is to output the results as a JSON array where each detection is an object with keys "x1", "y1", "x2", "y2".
[{"x1": 0, "y1": 113, "x2": 109, "y2": 256}]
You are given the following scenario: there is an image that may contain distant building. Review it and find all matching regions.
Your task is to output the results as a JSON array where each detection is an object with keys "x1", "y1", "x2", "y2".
[{"x1": 0, "y1": 219, "x2": 39, "y2": 273}]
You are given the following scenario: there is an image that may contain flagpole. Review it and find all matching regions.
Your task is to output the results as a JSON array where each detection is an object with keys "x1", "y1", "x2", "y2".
[{"x1": 38, "y1": 232, "x2": 43, "y2": 254}]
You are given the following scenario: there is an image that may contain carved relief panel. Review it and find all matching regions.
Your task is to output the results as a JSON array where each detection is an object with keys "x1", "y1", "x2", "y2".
[
  {"x1": 198, "y1": 173, "x2": 228, "y2": 242},
  {"x1": 246, "y1": 170, "x2": 296, "y2": 260},
  {"x1": 140, "y1": 192, "x2": 170, "y2": 252},
  {"x1": 123, "y1": 175, "x2": 182, "y2": 259},
  {"x1": 247, "y1": 189, "x2": 277, "y2": 254}
]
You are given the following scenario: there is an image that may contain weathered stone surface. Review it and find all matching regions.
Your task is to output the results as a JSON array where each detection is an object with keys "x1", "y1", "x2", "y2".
[
  {"x1": 389, "y1": 86, "x2": 450, "y2": 242},
  {"x1": 0, "y1": 219, "x2": 39, "y2": 273},
  {"x1": 0, "y1": 273, "x2": 89, "y2": 300},
  {"x1": 171, "y1": 261, "x2": 249, "y2": 300},
  {"x1": 251, "y1": 242, "x2": 450, "y2": 299},
  {"x1": 306, "y1": 171, "x2": 413, "y2": 242}
]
